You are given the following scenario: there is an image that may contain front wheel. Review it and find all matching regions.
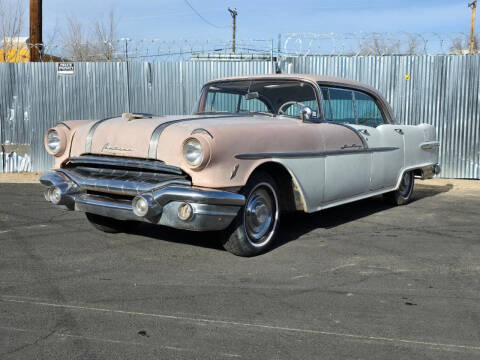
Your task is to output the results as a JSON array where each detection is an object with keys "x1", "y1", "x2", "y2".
[
  {"x1": 383, "y1": 171, "x2": 415, "y2": 205},
  {"x1": 222, "y1": 172, "x2": 280, "y2": 257}
]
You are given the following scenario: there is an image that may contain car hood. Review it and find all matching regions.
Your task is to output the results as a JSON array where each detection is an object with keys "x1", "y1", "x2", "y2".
[{"x1": 69, "y1": 114, "x2": 302, "y2": 161}]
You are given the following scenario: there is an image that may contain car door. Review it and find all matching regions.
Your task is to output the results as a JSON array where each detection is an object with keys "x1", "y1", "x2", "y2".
[
  {"x1": 321, "y1": 87, "x2": 371, "y2": 203},
  {"x1": 348, "y1": 90, "x2": 404, "y2": 190}
]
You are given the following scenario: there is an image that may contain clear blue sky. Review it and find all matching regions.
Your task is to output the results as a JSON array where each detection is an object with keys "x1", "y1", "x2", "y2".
[{"x1": 39, "y1": 0, "x2": 473, "y2": 42}]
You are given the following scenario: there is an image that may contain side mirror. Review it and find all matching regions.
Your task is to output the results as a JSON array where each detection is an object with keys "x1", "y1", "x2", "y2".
[
  {"x1": 245, "y1": 91, "x2": 259, "y2": 100},
  {"x1": 300, "y1": 106, "x2": 313, "y2": 121}
]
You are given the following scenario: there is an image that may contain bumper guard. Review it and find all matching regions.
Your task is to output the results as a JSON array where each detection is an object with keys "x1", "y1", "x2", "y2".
[{"x1": 40, "y1": 170, "x2": 245, "y2": 231}]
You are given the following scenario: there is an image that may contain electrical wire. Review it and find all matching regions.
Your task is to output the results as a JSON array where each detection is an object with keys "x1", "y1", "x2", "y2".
[{"x1": 183, "y1": 0, "x2": 229, "y2": 29}]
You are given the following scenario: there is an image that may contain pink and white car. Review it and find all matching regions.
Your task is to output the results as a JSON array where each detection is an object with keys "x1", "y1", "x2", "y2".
[{"x1": 41, "y1": 74, "x2": 440, "y2": 256}]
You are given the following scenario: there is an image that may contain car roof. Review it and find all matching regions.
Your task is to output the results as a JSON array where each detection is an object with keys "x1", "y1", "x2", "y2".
[
  {"x1": 208, "y1": 74, "x2": 378, "y2": 96},
  {"x1": 205, "y1": 74, "x2": 394, "y2": 123}
]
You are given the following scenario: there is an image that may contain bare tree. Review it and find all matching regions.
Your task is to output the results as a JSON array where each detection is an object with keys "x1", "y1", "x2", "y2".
[
  {"x1": 61, "y1": 10, "x2": 119, "y2": 61},
  {"x1": 358, "y1": 34, "x2": 401, "y2": 55},
  {"x1": 62, "y1": 15, "x2": 93, "y2": 61},
  {"x1": 91, "y1": 10, "x2": 119, "y2": 60},
  {"x1": 0, "y1": 0, "x2": 26, "y2": 60},
  {"x1": 449, "y1": 33, "x2": 479, "y2": 54},
  {"x1": 403, "y1": 33, "x2": 422, "y2": 55}
]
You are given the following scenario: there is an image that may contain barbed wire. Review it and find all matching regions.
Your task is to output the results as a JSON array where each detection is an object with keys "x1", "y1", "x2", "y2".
[
  {"x1": 281, "y1": 32, "x2": 475, "y2": 56},
  {"x1": 1, "y1": 32, "x2": 478, "y2": 62}
]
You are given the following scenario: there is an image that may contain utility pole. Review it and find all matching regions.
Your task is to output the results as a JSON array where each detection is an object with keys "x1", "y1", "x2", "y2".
[
  {"x1": 469, "y1": 0, "x2": 477, "y2": 54},
  {"x1": 29, "y1": 0, "x2": 43, "y2": 62},
  {"x1": 121, "y1": 38, "x2": 130, "y2": 61},
  {"x1": 228, "y1": 8, "x2": 237, "y2": 53}
]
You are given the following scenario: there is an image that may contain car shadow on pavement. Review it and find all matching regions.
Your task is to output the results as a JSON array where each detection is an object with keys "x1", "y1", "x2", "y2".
[
  {"x1": 133, "y1": 223, "x2": 225, "y2": 251},
  {"x1": 131, "y1": 182, "x2": 452, "y2": 254},
  {"x1": 272, "y1": 182, "x2": 453, "y2": 252}
]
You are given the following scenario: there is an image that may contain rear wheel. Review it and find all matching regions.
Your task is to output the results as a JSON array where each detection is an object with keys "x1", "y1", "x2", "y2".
[
  {"x1": 85, "y1": 213, "x2": 140, "y2": 233},
  {"x1": 223, "y1": 172, "x2": 280, "y2": 257},
  {"x1": 384, "y1": 171, "x2": 415, "y2": 205}
]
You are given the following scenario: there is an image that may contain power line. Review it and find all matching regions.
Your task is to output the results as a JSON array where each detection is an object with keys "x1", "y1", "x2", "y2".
[{"x1": 183, "y1": 0, "x2": 229, "y2": 29}]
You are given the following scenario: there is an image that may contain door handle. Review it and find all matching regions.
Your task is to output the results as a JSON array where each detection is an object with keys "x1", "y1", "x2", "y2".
[
  {"x1": 394, "y1": 128, "x2": 404, "y2": 135},
  {"x1": 358, "y1": 129, "x2": 370, "y2": 136}
]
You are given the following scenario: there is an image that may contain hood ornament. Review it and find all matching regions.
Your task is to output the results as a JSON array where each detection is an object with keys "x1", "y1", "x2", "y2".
[{"x1": 122, "y1": 113, "x2": 153, "y2": 121}]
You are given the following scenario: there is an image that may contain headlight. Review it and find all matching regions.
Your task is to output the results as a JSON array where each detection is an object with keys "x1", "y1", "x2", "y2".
[
  {"x1": 47, "y1": 130, "x2": 61, "y2": 154},
  {"x1": 183, "y1": 138, "x2": 203, "y2": 167},
  {"x1": 44, "y1": 128, "x2": 67, "y2": 156}
]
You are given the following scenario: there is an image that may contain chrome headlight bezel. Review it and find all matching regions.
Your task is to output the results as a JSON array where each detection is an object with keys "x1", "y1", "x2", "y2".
[
  {"x1": 182, "y1": 136, "x2": 211, "y2": 170},
  {"x1": 44, "y1": 128, "x2": 67, "y2": 156},
  {"x1": 183, "y1": 138, "x2": 203, "y2": 167}
]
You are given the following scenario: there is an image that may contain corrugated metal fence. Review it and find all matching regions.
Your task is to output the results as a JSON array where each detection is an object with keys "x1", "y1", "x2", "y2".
[{"x1": 0, "y1": 56, "x2": 479, "y2": 178}]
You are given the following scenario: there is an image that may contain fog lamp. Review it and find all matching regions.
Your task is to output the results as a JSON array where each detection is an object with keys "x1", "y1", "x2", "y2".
[
  {"x1": 177, "y1": 203, "x2": 193, "y2": 221},
  {"x1": 132, "y1": 196, "x2": 149, "y2": 217},
  {"x1": 50, "y1": 186, "x2": 62, "y2": 204}
]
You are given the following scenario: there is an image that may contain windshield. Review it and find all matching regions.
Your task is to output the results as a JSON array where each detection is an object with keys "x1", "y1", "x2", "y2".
[{"x1": 196, "y1": 80, "x2": 319, "y2": 119}]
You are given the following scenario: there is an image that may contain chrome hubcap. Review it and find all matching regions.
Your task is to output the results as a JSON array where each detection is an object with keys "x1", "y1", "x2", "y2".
[
  {"x1": 399, "y1": 172, "x2": 412, "y2": 197},
  {"x1": 244, "y1": 185, "x2": 277, "y2": 246}
]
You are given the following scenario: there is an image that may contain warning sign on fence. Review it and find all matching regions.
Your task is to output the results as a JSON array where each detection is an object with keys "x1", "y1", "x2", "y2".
[{"x1": 57, "y1": 63, "x2": 75, "y2": 75}]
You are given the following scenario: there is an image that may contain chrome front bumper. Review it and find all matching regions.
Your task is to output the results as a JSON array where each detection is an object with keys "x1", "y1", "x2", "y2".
[{"x1": 40, "y1": 170, "x2": 245, "y2": 231}]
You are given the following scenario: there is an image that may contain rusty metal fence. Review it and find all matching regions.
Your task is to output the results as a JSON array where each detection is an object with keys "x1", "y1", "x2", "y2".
[{"x1": 1, "y1": 55, "x2": 479, "y2": 178}]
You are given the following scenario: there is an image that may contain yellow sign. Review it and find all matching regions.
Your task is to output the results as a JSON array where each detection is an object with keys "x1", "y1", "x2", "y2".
[
  {"x1": 404, "y1": 74, "x2": 411, "y2": 80},
  {"x1": 0, "y1": 48, "x2": 30, "y2": 63}
]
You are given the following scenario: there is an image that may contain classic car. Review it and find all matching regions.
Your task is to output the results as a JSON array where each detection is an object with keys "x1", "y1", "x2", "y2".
[{"x1": 40, "y1": 74, "x2": 440, "y2": 256}]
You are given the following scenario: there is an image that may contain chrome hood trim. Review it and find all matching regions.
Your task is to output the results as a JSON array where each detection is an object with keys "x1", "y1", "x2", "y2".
[{"x1": 147, "y1": 114, "x2": 238, "y2": 159}]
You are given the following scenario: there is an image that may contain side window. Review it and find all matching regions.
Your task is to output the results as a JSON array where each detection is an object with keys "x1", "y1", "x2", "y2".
[
  {"x1": 205, "y1": 92, "x2": 240, "y2": 113},
  {"x1": 353, "y1": 91, "x2": 385, "y2": 127},
  {"x1": 321, "y1": 88, "x2": 332, "y2": 119},
  {"x1": 325, "y1": 88, "x2": 355, "y2": 124}
]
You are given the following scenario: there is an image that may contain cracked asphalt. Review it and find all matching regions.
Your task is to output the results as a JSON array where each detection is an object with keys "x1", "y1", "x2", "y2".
[{"x1": 1, "y1": 181, "x2": 479, "y2": 359}]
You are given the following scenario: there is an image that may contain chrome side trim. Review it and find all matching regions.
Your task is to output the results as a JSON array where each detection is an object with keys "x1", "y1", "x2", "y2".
[
  {"x1": 85, "y1": 116, "x2": 119, "y2": 153},
  {"x1": 324, "y1": 121, "x2": 369, "y2": 148},
  {"x1": 147, "y1": 115, "x2": 239, "y2": 159},
  {"x1": 235, "y1": 147, "x2": 399, "y2": 160},
  {"x1": 67, "y1": 155, "x2": 183, "y2": 175}
]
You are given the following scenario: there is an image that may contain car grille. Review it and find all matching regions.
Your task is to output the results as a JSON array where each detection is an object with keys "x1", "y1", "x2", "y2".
[{"x1": 60, "y1": 155, "x2": 190, "y2": 195}]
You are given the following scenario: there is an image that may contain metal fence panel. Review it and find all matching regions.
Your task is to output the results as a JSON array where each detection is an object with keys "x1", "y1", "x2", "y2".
[
  {"x1": 285, "y1": 55, "x2": 480, "y2": 179},
  {"x1": 0, "y1": 57, "x2": 479, "y2": 179}
]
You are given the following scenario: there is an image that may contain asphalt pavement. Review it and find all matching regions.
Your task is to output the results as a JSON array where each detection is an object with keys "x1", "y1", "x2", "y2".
[{"x1": 0, "y1": 181, "x2": 479, "y2": 359}]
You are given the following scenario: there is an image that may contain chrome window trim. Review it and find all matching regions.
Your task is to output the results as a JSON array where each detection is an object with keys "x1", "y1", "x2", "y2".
[
  {"x1": 200, "y1": 78, "x2": 324, "y2": 123},
  {"x1": 317, "y1": 82, "x2": 393, "y2": 124}
]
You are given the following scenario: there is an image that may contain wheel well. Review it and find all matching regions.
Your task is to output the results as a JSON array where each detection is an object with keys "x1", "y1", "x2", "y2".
[{"x1": 249, "y1": 162, "x2": 304, "y2": 212}]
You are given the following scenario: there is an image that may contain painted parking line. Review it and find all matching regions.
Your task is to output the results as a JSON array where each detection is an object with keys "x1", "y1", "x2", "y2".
[
  {"x1": 0, "y1": 325, "x2": 241, "y2": 358},
  {"x1": 1, "y1": 295, "x2": 479, "y2": 353}
]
